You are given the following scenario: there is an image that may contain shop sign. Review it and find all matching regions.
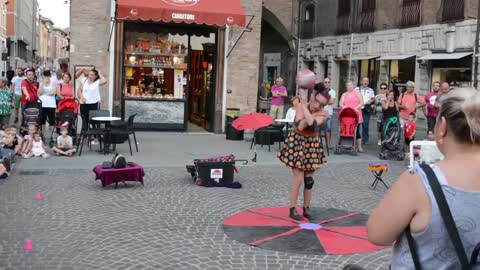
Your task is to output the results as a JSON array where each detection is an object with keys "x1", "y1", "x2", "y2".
[
  {"x1": 210, "y1": 169, "x2": 223, "y2": 179},
  {"x1": 172, "y1": 13, "x2": 196, "y2": 21},
  {"x1": 162, "y1": 0, "x2": 200, "y2": 7}
]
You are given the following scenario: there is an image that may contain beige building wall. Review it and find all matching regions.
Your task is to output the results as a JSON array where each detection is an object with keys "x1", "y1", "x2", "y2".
[
  {"x1": 225, "y1": 0, "x2": 263, "y2": 113},
  {"x1": 69, "y1": 0, "x2": 112, "y2": 109}
]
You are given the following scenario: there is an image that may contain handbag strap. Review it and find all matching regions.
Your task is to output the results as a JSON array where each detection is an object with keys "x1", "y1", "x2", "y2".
[
  {"x1": 406, "y1": 226, "x2": 423, "y2": 270},
  {"x1": 420, "y1": 164, "x2": 470, "y2": 269}
]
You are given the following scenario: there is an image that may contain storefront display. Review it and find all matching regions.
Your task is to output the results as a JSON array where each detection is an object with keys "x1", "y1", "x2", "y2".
[{"x1": 115, "y1": 0, "x2": 246, "y2": 131}]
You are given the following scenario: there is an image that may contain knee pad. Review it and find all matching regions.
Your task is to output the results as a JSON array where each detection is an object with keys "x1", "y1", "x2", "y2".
[{"x1": 304, "y1": 177, "x2": 314, "y2": 190}]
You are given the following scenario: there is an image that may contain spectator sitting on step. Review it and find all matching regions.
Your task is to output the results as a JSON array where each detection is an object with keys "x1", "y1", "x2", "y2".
[
  {"x1": 0, "y1": 129, "x2": 14, "y2": 161},
  {"x1": 52, "y1": 127, "x2": 77, "y2": 156},
  {"x1": 20, "y1": 125, "x2": 37, "y2": 158},
  {"x1": 0, "y1": 155, "x2": 11, "y2": 180},
  {"x1": 2, "y1": 125, "x2": 23, "y2": 157},
  {"x1": 25, "y1": 132, "x2": 49, "y2": 159}
]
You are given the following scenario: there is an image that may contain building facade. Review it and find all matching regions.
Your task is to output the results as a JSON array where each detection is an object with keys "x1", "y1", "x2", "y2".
[
  {"x1": 70, "y1": 0, "x2": 294, "y2": 133},
  {"x1": 52, "y1": 27, "x2": 69, "y2": 71},
  {"x1": 39, "y1": 16, "x2": 53, "y2": 68},
  {"x1": 6, "y1": 0, "x2": 39, "y2": 69},
  {"x1": 298, "y1": 0, "x2": 479, "y2": 98},
  {"x1": 0, "y1": 1, "x2": 7, "y2": 77}
]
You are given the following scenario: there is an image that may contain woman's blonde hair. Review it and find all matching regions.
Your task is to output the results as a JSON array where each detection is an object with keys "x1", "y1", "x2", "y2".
[{"x1": 438, "y1": 88, "x2": 480, "y2": 144}]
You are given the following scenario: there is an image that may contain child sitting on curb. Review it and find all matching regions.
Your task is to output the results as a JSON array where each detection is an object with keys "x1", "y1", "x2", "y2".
[
  {"x1": 3, "y1": 125, "x2": 23, "y2": 157},
  {"x1": 52, "y1": 127, "x2": 76, "y2": 156},
  {"x1": 24, "y1": 132, "x2": 49, "y2": 159},
  {"x1": 20, "y1": 125, "x2": 37, "y2": 158},
  {"x1": 0, "y1": 155, "x2": 11, "y2": 179}
]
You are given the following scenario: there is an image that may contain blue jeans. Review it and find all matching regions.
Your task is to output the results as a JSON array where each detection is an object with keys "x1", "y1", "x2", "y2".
[
  {"x1": 362, "y1": 109, "x2": 370, "y2": 144},
  {"x1": 0, "y1": 148, "x2": 13, "y2": 159}
]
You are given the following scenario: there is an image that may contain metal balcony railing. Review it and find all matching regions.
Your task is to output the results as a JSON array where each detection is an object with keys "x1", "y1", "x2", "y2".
[
  {"x1": 401, "y1": 0, "x2": 421, "y2": 27},
  {"x1": 358, "y1": 9, "x2": 375, "y2": 32},
  {"x1": 336, "y1": 14, "x2": 351, "y2": 34},
  {"x1": 442, "y1": 0, "x2": 464, "y2": 22}
]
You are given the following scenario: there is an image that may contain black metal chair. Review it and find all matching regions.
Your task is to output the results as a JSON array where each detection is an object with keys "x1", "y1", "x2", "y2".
[
  {"x1": 78, "y1": 114, "x2": 105, "y2": 156},
  {"x1": 110, "y1": 114, "x2": 138, "y2": 153},
  {"x1": 319, "y1": 130, "x2": 330, "y2": 156}
]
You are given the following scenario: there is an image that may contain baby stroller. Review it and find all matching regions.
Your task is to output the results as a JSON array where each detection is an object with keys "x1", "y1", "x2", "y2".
[
  {"x1": 21, "y1": 100, "x2": 42, "y2": 137},
  {"x1": 379, "y1": 116, "x2": 404, "y2": 161},
  {"x1": 334, "y1": 107, "x2": 360, "y2": 155},
  {"x1": 49, "y1": 98, "x2": 79, "y2": 147}
]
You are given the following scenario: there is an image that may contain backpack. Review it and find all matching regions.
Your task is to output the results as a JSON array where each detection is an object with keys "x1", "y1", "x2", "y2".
[{"x1": 406, "y1": 164, "x2": 480, "y2": 270}]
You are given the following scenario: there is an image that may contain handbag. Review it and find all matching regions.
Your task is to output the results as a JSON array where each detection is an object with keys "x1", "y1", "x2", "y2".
[{"x1": 406, "y1": 164, "x2": 480, "y2": 270}]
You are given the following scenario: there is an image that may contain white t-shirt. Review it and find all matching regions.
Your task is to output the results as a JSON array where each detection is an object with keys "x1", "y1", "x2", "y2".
[
  {"x1": 324, "y1": 89, "x2": 336, "y2": 116},
  {"x1": 12, "y1": 76, "x2": 26, "y2": 95},
  {"x1": 39, "y1": 81, "x2": 57, "y2": 108},
  {"x1": 51, "y1": 77, "x2": 64, "y2": 86},
  {"x1": 81, "y1": 78, "x2": 101, "y2": 104},
  {"x1": 57, "y1": 135, "x2": 73, "y2": 146},
  {"x1": 285, "y1": 108, "x2": 296, "y2": 121},
  {"x1": 356, "y1": 86, "x2": 375, "y2": 109}
]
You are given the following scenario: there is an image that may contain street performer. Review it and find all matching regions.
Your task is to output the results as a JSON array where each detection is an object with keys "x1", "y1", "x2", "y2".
[{"x1": 278, "y1": 89, "x2": 329, "y2": 221}]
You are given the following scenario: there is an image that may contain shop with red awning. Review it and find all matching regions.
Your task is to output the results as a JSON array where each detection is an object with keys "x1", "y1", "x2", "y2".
[{"x1": 111, "y1": 0, "x2": 248, "y2": 132}]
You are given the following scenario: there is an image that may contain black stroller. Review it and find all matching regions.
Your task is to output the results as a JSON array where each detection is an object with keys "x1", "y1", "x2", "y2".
[
  {"x1": 49, "y1": 98, "x2": 79, "y2": 147},
  {"x1": 379, "y1": 116, "x2": 404, "y2": 161}
]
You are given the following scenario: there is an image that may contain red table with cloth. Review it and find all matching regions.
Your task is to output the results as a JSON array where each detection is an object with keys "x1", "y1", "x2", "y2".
[{"x1": 93, "y1": 163, "x2": 145, "y2": 187}]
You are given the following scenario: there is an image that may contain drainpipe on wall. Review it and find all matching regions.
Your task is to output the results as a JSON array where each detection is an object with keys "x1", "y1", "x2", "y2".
[
  {"x1": 108, "y1": 0, "x2": 116, "y2": 114},
  {"x1": 222, "y1": 26, "x2": 229, "y2": 133}
]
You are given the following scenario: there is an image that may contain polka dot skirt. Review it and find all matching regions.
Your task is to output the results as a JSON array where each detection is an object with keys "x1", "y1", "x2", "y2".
[{"x1": 277, "y1": 130, "x2": 327, "y2": 171}]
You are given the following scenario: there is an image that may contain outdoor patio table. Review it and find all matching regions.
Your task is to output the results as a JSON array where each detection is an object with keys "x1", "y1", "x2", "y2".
[
  {"x1": 92, "y1": 117, "x2": 122, "y2": 155},
  {"x1": 93, "y1": 163, "x2": 145, "y2": 188}
]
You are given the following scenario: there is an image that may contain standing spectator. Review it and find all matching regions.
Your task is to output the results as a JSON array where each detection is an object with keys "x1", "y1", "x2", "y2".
[
  {"x1": 425, "y1": 81, "x2": 440, "y2": 133},
  {"x1": 38, "y1": 70, "x2": 57, "y2": 131},
  {"x1": 6, "y1": 69, "x2": 14, "y2": 87},
  {"x1": 375, "y1": 83, "x2": 388, "y2": 145},
  {"x1": 270, "y1": 77, "x2": 287, "y2": 119},
  {"x1": 403, "y1": 112, "x2": 417, "y2": 157},
  {"x1": 356, "y1": 77, "x2": 375, "y2": 145},
  {"x1": 0, "y1": 78, "x2": 12, "y2": 127},
  {"x1": 77, "y1": 69, "x2": 107, "y2": 128},
  {"x1": 21, "y1": 69, "x2": 39, "y2": 113},
  {"x1": 367, "y1": 88, "x2": 480, "y2": 269},
  {"x1": 56, "y1": 72, "x2": 74, "y2": 101},
  {"x1": 398, "y1": 81, "x2": 426, "y2": 127},
  {"x1": 11, "y1": 68, "x2": 26, "y2": 124},
  {"x1": 340, "y1": 81, "x2": 365, "y2": 152},
  {"x1": 323, "y1": 78, "x2": 336, "y2": 149},
  {"x1": 51, "y1": 70, "x2": 64, "y2": 86}
]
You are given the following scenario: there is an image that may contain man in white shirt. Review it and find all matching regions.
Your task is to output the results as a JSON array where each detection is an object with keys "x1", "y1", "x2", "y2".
[
  {"x1": 323, "y1": 78, "x2": 336, "y2": 148},
  {"x1": 10, "y1": 68, "x2": 26, "y2": 124},
  {"x1": 356, "y1": 77, "x2": 375, "y2": 145}
]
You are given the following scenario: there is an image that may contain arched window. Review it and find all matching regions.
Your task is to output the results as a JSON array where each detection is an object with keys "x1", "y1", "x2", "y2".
[{"x1": 301, "y1": 4, "x2": 314, "y2": 39}]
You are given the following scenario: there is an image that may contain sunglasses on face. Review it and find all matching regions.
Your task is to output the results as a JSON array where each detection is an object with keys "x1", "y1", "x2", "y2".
[{"x1": 380, "y1": 87, "x2": 387, "y2": 90}]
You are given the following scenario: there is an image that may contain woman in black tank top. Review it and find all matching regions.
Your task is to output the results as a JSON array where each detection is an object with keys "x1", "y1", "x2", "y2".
[{"x1": 382, "y1": 90, "x2": 399, "y2": 120}]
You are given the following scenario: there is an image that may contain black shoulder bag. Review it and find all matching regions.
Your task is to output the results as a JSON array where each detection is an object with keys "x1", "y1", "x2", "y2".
[{"x1": 406, "y1": 164, "x2": 480, "y2": 270}]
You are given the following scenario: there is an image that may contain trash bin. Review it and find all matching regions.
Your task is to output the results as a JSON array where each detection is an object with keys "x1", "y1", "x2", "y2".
[
  {"x1": 225, "y1": 108, "x2": 244, "y2": 140},
  {"x1": 194, "y1": 160, "x2": 235, "y2": 185}
]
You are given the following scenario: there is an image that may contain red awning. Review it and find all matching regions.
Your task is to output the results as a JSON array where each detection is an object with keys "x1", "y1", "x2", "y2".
[{"x1": 117, "y1": 0, "x2": 246, "y2": 27}]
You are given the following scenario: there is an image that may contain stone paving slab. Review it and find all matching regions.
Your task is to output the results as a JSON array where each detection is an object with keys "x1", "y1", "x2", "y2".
[{"x1": 0, "y1": 159, "x2": 408, "y2": 269}]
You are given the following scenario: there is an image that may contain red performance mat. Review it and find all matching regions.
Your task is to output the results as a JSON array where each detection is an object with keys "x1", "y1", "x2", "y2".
[{"x1": 223, "y1": 206, "x2": 385, "y2": 255}]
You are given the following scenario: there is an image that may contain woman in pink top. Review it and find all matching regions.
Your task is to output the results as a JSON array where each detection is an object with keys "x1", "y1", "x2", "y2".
[
  {"x1": 339, "y1": 81, "x2": 365, "y2": 152},
  {"x1": 56, "y1": 72, "x2": 74, "y2": 100}
]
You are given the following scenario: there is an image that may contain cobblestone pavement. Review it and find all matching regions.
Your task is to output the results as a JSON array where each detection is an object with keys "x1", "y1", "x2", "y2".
[
  {"x1": 0, "y1": 111, "x2": 425, "y2": 269},
  {"x1": 0, "y1": 154, "x2": 410, "y2": 270}
]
